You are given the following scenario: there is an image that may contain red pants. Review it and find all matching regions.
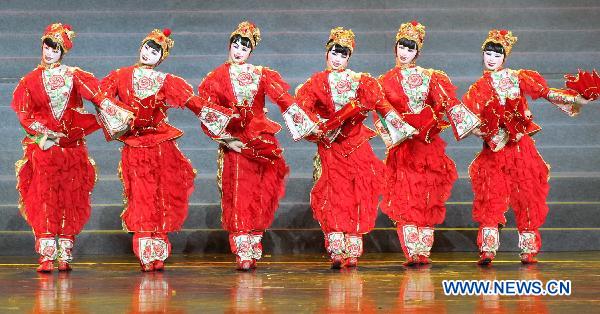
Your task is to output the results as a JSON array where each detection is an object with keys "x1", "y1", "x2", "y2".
[
  {"x1": 16, "y1": 143, "x2": 96, "y2": 236},
  {"x1": 381, "y1": 136, "x2": 457, "y2": 226},
  {"x1": 311, "y1": 142, "x2": 384, "y2": 235},
  {"x1": 470, "y1": 136, "x2": 548, "y2": 254},
  {"x1": 120, "y1": 140, "x2": 195, "y2": 233},
  {"x1": 219, "y1": 147, "x2": 288, "y2": 233}
]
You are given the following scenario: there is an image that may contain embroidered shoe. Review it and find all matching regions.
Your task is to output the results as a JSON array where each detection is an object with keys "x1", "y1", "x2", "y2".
[
  {"x1": 36, "y1": 260, "x2": 54, "y2": 273},
  {"x1": 58, "y1": 261, "x2": 72, "y2": 272},
  {"x1": 153, "y1": 260, "x2": 165, "y2": 271},
  {"x1": 331, "y1": 255, "x2": 344, "y2": 269},
  {"x1": 236, "y1": 257, "x2": 253, "y2": 271},
  {"x1": 345, "y1": 257, "x2": 359, "y2": 268},
  {"x1": 520, "y1": 253, "x2": 538, "y2": 264},
  {"x1": 477, "y1": 252, "x2": 495, "y2": 265},
  {"x1": 418, "y1": 255, "x2": 432, "y2": 265},
  {"x1": 140, "y1": 263, "x2": 155, "y2": 272},
  {"x1": 403, "y1": 255, "x2": 420, "y2": 267}
]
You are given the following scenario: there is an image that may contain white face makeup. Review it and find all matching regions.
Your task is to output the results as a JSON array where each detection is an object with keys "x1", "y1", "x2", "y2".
[
  {"x1": 396, "y1": 43, "x2": 418, "y2": 65},
  {"x1": 229, "y1": 40, "x2": 252, "y2": 64},
  {"x1": 139, "y1": 42, "x2": 162, "y2": 66},
  {"x1": 42, "y1": 43, "x2": 62, "y2": 65},
  {"x1": 326, "y1": 49, "x2": 350, "y2": 70},
  {"x1": 483, "y1": 50, "x2": 505, "y2": 71}
]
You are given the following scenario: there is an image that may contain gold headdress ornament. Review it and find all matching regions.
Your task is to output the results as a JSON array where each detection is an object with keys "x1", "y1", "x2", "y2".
[
  {"x1": 230, "y1": 21, "x2": 261, "y2": 48},
  {"x1": 482, "y1": 29, "x2": 518, "y2": 55},
  {"x1": 326, "y1": 27, "x2": 356, "y2": 53},
  {"x1": 141, "y1": 28, "x2": 174, "y2": 61},
  {"x1": 41, "y1": 23, "x2": 76, "y2": 53},
  {"x1": 396, "y1": 20, "x2": 426, "y2": 50}
]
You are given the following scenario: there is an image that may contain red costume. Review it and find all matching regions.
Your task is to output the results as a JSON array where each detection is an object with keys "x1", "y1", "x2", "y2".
[
  {"x1": 377, "y1": 21, "x2": 480, "y2": 265},
  {"x1": 463, "y1": 29, "x2": 583, "y2": 264},
  {"x1": 100, "y1": 29, "x2": 233, "y2": 271},
  {"x1": 296, "y1": 27, "x2": 416, "y2": 268},
  {"x1": 12, "y1": 23, "x2": 132, "y2": 272},
  {"x1": 197, "y1": 22, "x2": 316, "y2": 270}
]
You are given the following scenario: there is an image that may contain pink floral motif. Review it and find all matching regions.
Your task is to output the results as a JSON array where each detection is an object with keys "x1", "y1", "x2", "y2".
[
  {"x1": 422, "y1": 235, "x2": 434, "y2": 247},
  {"x1": 347, "y1": 243, "x2": 360, "y2": 256},
  {"x1": 523, "y1": 238, "x2": 536, "y2": 250},
  {"x1": 153, "y1": 242, "x2": 165, "y2": 257},
  {"x1": 142, "y1": 244, "x2": 152, "y2": 261},
  {"x1": 485, "y1": 235, "x2": 496, "y2": 248},
  {"x1": 407, "y1": 74, "x2": 423, "y2": 88},
  {"x1": 237, "y1": 72, "x2": 254, "y2": 86},
  {"x1": 499, "y1": 77, "x2": 513, "y2": 91},
  {"x1": 390, "y1": 118, "x2": 403, "y2": 129},
  {"x1": 155, "y1": 75, "x2": 164, "y2": 85},
  {"x1": 105, "y1": 105, "x2": 117, "y2": 116},
  {"x1": 253, "y1": 68, "x2": 261, "y2": 75},
  {"x1": 335, "y1": 80, "x2": 352, "y2": 94},
  {"x1": 329, "y1": 239, "x2": 343, "y2": 252},
  {"x1": 138, "y1": 76, "x2": 153, "y2": 90},
  {"x1": 451, "y1": 110, "x2": 465, "y2": 124},
  {"x1": 238, "y1": 241, "x2": 252, "y2": 254},
  {"x1": 49, "y1": 75, "x2": 65, "y2": 90},
  {"x1": 408, "y1": 232, "x2": 419, "y2": 243},
  {"x1": 42, "y1": 246, "x2": 55, "y2": 257},
  {"x1": 292, "y1": 112, "x2": 304, "y2": 124},
  {"x1": 205, "y1": 111, "x2": 219, "y2": 123}
]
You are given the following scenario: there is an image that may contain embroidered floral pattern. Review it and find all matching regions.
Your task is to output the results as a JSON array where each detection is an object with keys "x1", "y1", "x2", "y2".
[
  {"x1": 491, "y1": 69, "x2": 520, "y2": 105},
  {"x1": 447, "y1": 104, "x2": 480, "y2": 139},
  {"x1": 518, "y1": 231, "x2": 538, "y2": 254},
  {"x1": 152, "y1": 238, "x2": 169, "y2": 261},
  {"x1": 328, "y1": 70, "x2": 360, "y2": 111},
  {"x1": 97, "y1": 99, "x2": 132, "y2": 138},
  {"x1": 282, "y1": 104, "x2": 316, "y2": 141},
  {"x1": 199, "y1": 106, "x2": 230, "y2": 136},
  {"x1": 233, "y1": 234, "x2": 254, "y2": 261},
  {"x1": 37, "y1": 238, "x2": 58, "y2": 262},
  {"x1": 58, "y1": 238, "x2": 74, "y2": 262},
  {"x1": 327, "y1": 232, "x2": 345, "y2": 256},
  {"x1": 132, "y1": 67, "x2": 167, "y2": 100},
  {"x1": 344, "y1": 235, "x2": 363, "y2": 258},
  {"x1": 481, "y1": 227, "x2": 499, "y2": 254},
  {"x1": 400, "y1": 67, "x2": 432, "y2": 113},
  {"x1": 229, "y1": 63, "x2": 262, "y2": 106},
  {"x1": 379, "y1": 111, "x2": 417, "y2": 147},
  {"x1": 250, "y1": 234, "x2": 263, "y2": 260},
  {"x1": 42, "y1": 65, "x2": 74, "y2": 121},
  {"x1": 402, "y1": 225, "x2": 420, "y2": 256}
]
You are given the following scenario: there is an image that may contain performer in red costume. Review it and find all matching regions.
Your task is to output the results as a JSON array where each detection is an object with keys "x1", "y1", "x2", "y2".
[
  {"x1": 378, "y1": 21, "x2": 480, "y2": 266},
  {"x1": 101, "y1": 28, "x2": 234, "y2": 271},
  {"x1": 296, "y1": 27, "x2": 417, "y2": 269},
  {"x1": 463, "y1": 29, "x2": 590, "y2": 265},
  {"x1": 12, "y1": 23, "x2": 132, "y2": 272},
  {"x1": 197, "y1": 21, "x2": 317, "y2": 271}
]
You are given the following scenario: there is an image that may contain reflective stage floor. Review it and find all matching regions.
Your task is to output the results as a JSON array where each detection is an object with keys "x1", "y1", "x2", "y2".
[{"x1": 0, "y1": 252, "x2": 599, "y2": 313}]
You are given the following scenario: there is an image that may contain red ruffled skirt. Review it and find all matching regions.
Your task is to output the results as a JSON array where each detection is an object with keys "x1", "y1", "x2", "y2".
[
  {"x1": 469, "y1": 135, "x2": 549, "y2": 228},
  {"x1": 311, "y1": 142, "x2": 385, "y2": 234},
  {"x1": 381, "y1": 135, "x2": 458, "y2": 226},
  {"x1": 120, "y1": 140, "x2": 196, "y2": 232},
  {"x1": 219, "y1": 145, "x2": 289, "y2": 233},
  {"x1": 16, "y1": 143, "x2": 96, "y2": 236}
]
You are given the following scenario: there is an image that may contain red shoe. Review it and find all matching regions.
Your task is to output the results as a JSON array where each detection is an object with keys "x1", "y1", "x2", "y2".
[
  {"x1": 477, "y1": 252, "x2": 495, "y2": 266},
  {"x1": 520, "y1": 253, "x2": 538, "y2": 264},
  {"x1": 250, "y1": 259, "x2": 257, "y2": 269},
  {"x1": 153, "y1": 260, "x2": 165, "y2": 271},
  {"x1": 345, "y1": 257, "x2": 358, "y2": 268},
  {"x1": 58, "y1": 261, "x2": 72, "y2": 272},
  {"x1": 36, "y1": 260, "x2": 54, "y2": 273},
  {"x1": 403, "y1": 255, "x2": 420, "y2": 267},
  {"x1": 418, "y1": 255, "x2": 432, "y2": 265},
  {"x1": 140, "y1": 263, "x2": 154, "y2": 272},
  {"x1": 331, "y1": 255, "x2": 344, "y2": 269}
]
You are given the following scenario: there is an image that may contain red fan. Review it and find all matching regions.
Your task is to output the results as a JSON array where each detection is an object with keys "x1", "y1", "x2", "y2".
[{"x1": 565, "y1": 69, "x2": 600, "y2": 101}]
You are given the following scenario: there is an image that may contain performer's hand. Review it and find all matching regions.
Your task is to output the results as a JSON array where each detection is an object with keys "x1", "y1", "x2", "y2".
[
  {"x1": 515, "y1": 133, "x2": 524, "y2": 142},
  {"x1": 471, "y1": 128, "x2": 487, "y2": 138},
  {"x1": 225, "y1": 139, "x2": 245, "y2": 153},
  {"x1": 524, "y1": 109, "x2": 533, "y2": 119},
  {"x1": 575, "y1": 95, "x2": 590, "y2": 107},
  {"x1": 46, "y1": 132, "x2": 66, "y2": 140},
  {"x1": 309, "y1": 125, "x2": 323, "y2": 137}
]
